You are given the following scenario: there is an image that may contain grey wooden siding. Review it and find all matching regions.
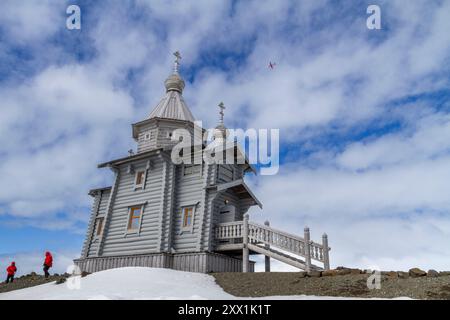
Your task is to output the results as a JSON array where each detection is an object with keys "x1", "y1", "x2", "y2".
[
  {"x1": 75, "y1": 252, "x2": 255, "y2": 273},
  {"x1": 157, "y1": 154, "x2": 176, "y2": 252},
  {"x1": 137, "y1": 120, "x2": 195, "y2": 154},
  {"x1": 172, "y1": 161, "x2": 205, "y2": 252},
  {"x1": 215, "y1": 164, "x2": 244, "y2": 184},
  {"x1": 83, "y1": 189, "x2": 111, "y2": 258},
  {"x1": 195, "y1": 163, "x2": 213, "y2": 251},
  {"x1": 81, "y1": 193, "x2": 101, "y2": 258},
  {"x1": 97, "y1": 191, "x2": 110, "y2": 216},
  {"x1": 210, "y1": 190, "x2": 244, "y2": 249},
  {"x1": 217, "y1": 164, "x2": 234, "y2": 183},
  {"x1": 137, "y1": 122, "x2": 158, "y2": 153},
  {"x1": 100, "y1": 156, "x2": 165, "y2": 256},
  {"x1": 156, "y1": 121, "x2": 195, "y2": 150}
]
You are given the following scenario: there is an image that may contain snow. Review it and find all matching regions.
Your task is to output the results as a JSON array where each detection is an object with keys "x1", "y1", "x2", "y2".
[{"x1": 0, "y1": 267, "x2": 412, "y2": 300}]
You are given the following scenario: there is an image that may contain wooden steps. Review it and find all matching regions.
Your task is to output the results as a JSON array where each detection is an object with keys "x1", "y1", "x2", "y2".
[{"x1": 248, "y1": 243, "x2": 323, "y2": 271}]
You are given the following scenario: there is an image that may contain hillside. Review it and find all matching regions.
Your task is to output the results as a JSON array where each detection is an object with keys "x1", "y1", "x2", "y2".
[{"x1": 1, "y1": 267, "x2": 448, "y2": 300}]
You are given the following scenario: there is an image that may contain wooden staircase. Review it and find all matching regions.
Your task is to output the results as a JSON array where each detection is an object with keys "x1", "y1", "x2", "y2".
[{"x1": 215, "y1": 215, "x2": 330, "y2": 272}]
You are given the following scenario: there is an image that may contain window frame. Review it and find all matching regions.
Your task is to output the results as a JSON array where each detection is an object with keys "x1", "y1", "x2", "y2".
[
  {"x1": 125, "y1": 205, "x2": 145, "y2": 235},
  {"x1": 180, "y1": 205, "x2": 197, "y2": 233},
  {"x1": 182, "y1": 164, "x2": 202, "y2": 177},
  {"x1": 144, "y1": 130, "x2": 155, "y2": 141},
  {"x1": 134, "y1": 169, "x2": 147, "y2": 190},
  {"x1": 94, "y1": 217, "x2": 105, "y2": 238}
]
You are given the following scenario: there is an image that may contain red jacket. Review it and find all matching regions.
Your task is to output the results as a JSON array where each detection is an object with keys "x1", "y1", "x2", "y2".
[
  {"x1": 7, "y1": 264, "x2": 17, "y2": 276},
  {"x1": 44, "y1": 252, "x2": 53, "y2": 267}
]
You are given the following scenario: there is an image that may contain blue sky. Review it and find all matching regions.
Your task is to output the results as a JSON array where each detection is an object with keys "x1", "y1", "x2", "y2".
[{"x1": 1, "y1": 0, "x2": 450, "y2": 274}]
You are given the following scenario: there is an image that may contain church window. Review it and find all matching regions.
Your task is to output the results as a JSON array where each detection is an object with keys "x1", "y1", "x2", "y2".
[
  {"x1": 144, "y1": 130, "x2": 155, "y2": 141},
  {"x1": 95, "y1": 217, "x2": 104, "y2": 236},
  {"x1": 134, "y1": 170, "x2": 146, "y2": 190},
  {"x1": 182, "y1": 206, "x2": 195, "y2": 230},
  {"x1": 127, "y1": 207, "x2": 142, "y2": 231},
  {"x1": 183, "y1": 164, "x2": 201, "y2": 176}
]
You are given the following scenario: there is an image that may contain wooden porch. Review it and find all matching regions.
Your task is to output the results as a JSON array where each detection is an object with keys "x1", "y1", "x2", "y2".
[{"x1": 214, "y1": 214, "x2": 331, "y2": 272}]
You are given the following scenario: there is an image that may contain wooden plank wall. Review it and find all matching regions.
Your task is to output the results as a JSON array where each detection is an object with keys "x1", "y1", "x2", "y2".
[{"x1": 75, "y1": 252, "x2": 255, "y2": 273}]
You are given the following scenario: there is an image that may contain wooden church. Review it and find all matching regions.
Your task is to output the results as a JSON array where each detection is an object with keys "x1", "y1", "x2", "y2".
[{"x1": 75, "y1": 53, "x2": 330, "y2": 273}]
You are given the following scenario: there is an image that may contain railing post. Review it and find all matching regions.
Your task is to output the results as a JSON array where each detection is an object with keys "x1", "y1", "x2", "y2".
[
  {"x1": 264, "y1": 220, "x2": 271, "y2": 272},
  {"x1": 304, "y1": 227, "x2": 311, "y2": 272},
  {"x1": 242, "y1": 214, "x2": 249, "y2": 272},
  {"x1": 322, "y1": 233, "x2": 330, "y2": 271}
]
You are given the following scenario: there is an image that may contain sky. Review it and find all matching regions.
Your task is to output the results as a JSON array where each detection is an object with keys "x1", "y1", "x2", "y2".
[{"x1": 0, "y1": 0, "x2": 450, "y2": 275}]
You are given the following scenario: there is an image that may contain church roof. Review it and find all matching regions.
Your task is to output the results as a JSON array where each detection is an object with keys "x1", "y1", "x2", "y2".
[
  {"x1": 148, "y1": 89, "x2": 195, "y2": 122},
  {"x1": 147, "y1": 52, "x2": 195, "y2": 122},
  {"x1": 210, "y1": 179, "x2": 263, "y2": 209},
  {"x1": 98, "y1": 148, "x2": 164, "y2": 168}
]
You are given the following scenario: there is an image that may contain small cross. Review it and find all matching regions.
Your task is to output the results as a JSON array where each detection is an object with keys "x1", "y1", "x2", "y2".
[
  {"x1": 218, "y1": 102, "x2": 225, "y2": 124},
  {"x1": 173, "y1": 51, "x2": 182, "y2": 73},
  {"x1": 173, "y1": 51, "x2": 182, "y2": 63},
  {"x1": 128, "y1": 149, "x2": 134, "y2": 157}
]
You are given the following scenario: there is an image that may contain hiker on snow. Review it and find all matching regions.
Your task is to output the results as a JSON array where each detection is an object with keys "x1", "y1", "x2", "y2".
[
  {"x1": 43, "y1": 251, "x2": 53, "y2": 279},
  {"x1": 6, "y1": 262, "x2": 17, "y2": 283}
]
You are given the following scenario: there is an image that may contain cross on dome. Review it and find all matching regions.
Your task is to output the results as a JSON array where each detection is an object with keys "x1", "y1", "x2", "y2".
[
  {"x1": 218, "y1": 102, "x2": 225, "y2": 126},
  {"x1": 173, "y1": 51, "x2": 181, "y2": 74}
]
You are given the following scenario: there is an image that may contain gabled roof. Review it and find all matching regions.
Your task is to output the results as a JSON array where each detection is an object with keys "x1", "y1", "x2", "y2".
[
  {"x1": 209, "y1": 140, "x2": 257, "y2": 174},
  {"x1": 209, "y1": 179, "x2": 263, "y2": 209},
  {"x1": 97, "y1": 148, "x2": 163, "y2": 168},
  {"x1": 88, "y1": 186, "x2": 112, "y2": 197}
]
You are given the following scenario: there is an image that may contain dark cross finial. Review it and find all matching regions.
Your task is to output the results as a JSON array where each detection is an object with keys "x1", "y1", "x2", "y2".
[
  {"x1": 173, "y1": 51, "x2": 182, "y2": 74},
  {"x1": 128, "y1": 149, "x2": 134, "y2": 157},
  {"x1": 218, "y1": 102, "x2": 225, "y2": 125}
]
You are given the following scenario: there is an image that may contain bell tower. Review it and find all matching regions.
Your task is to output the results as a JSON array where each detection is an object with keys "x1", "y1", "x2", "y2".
[{"x1": 132, "y1": 52, "x2": 196, "y2": 153}]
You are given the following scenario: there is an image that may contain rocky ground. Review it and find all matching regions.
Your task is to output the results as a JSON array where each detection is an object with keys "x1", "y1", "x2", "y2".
[
  {"x1": 1, "y1": 267, "x2": 449, "y2": 299},
  {"x1": 0, "y1": 272, "x2": 89, "y2": 294},
  {"x1": 212, "y1": 267, "x2": 450, "y2": 300}
]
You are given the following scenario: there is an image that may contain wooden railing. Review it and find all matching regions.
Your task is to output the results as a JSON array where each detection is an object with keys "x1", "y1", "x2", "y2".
[
  {"x1": 248, "y1": 222, "x2": 310, "y2": 258},
  {"x1": 214, "y1": 216, "x2": 330, "y2": 272},
  {"x1": 215, "y1": 221, "x2": 244, "y2": 240}
]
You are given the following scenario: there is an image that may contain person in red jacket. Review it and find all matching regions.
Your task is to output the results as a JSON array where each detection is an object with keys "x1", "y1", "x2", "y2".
[
  {"x1": 43, "y1": 251, "x2": 53, "y2": 279},
  {"x1": 6, "y1": 262, "x2": 17, "y2": 283}
]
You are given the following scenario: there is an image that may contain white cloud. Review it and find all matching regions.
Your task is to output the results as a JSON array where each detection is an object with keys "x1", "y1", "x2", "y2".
[
  {"x1": 247, "y1": 110, "x2": 450, "y2": 270},
  {"x1": 0, "y1": 0, "x2": 64, "y2": 44},
  {"x1": 1, "y1": 0, "x2": 450, "y2": 271},
  {"x1": 337, "y1": 113, "x2": 450, "y2": 170},
  {"x1": 0, "y1": 64, "x2": 135, "y2": 227}
]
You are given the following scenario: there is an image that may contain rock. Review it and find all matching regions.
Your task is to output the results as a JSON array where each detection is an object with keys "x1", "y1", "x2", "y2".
[
  {"x1": 30, "y1": 272, "x2": 37, "y2": 277},
  {"x1": 350, "y1": 268, "x2": 362, "y2": 275},
  {"x1": 427, "y1": 270, "x2": 439, "y2": 277},
  {"x1": 439, "y1": 271, "x2": 450, "y2": 277},
  {"x1": 307, "y1": 271, "x2": 322, "y2": 277},
  {"x1": 81, "y1": 271, "x2": 90, "y2": 278},
  {"x1": 297, "y1": 272, "x2": 307, "y2": 278},
  {"x1": 55, "y1": 278, "x2": 66, "y2": 285},
  {"x1": 337, "y1": 268, "x2": 352, "y2": 276},
  {"x1": 398, "y1": 271, "x2": 409, "y2": 279},
  {"x1": 409, "y1": 268, "x2": 427, "y2": 278},
  {"x1": 322, "y1": 270, "x2": 339, "y2": 277},
  {"x1": 382, "y1": 271, "x2": 398, "y2": 278}
]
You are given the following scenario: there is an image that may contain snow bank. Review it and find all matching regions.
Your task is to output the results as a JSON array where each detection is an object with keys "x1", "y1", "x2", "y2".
[
  {"x1": 0, "y1": 267, "x2": 412, "y2": 300},
  {"x1": 0, "y1": 267, "x2": 234, "y2": 300}
]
